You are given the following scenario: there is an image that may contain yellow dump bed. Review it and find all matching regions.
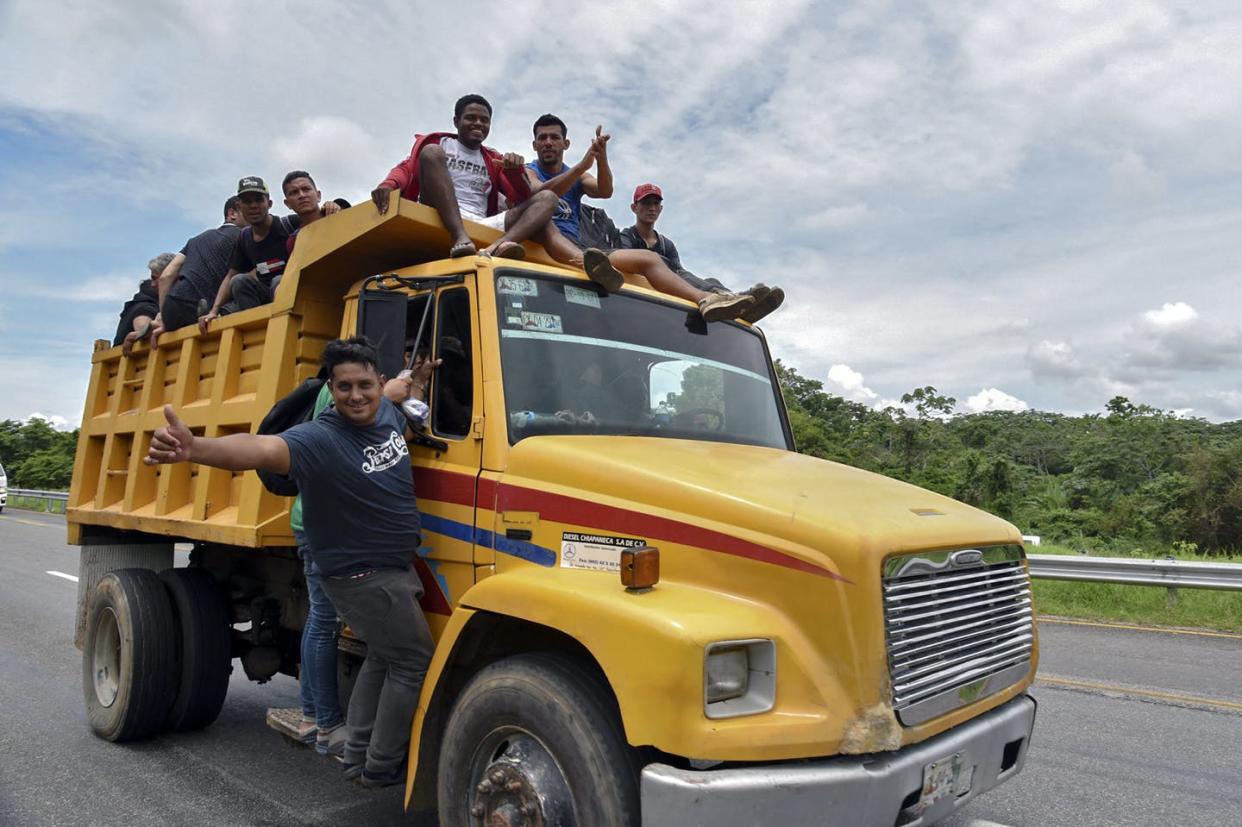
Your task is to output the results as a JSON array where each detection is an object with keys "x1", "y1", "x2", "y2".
[{"x1": 66, "y1": 197, "x2": 557, "y2": 547}]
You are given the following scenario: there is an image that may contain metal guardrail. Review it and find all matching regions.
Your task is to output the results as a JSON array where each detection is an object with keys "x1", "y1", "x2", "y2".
[
  {"x1": 5, "y1": 488, "x2": 69, "y2": 513},
  {"x1": 1028, "y1": 553, "x2": 1242, "y2": 607}
]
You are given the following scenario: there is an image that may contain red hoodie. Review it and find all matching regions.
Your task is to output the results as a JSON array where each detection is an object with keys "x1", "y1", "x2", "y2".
[{"x1": 378, "y1": 131, "x2": 531, "y2": 216}]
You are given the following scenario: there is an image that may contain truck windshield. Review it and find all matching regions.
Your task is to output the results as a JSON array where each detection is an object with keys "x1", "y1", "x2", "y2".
[{"x1": 494, "y1": 271, "x2": 789, "y2": 449}]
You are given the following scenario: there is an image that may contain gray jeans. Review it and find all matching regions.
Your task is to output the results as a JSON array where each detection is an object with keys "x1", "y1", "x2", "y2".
[{"x1": 321, "y1": 566, "x2": 434, "y2": 774}]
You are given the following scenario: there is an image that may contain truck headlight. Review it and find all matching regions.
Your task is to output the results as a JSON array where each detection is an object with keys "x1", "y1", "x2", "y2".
[{"x1": 704, "y1": 639, "x2": 776, "y2": 719}]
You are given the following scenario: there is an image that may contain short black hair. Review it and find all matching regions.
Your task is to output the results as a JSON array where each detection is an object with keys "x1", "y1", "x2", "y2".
[
  {"x1": 532, "y1": 114, "x2": 567, "y2": 138},
  {"x1": 223, "y1": 196, "x2": 240, "y2": 218},
  {"x1": 455, "y1": 94, "x2": 492, "y2": 119},
  {"x1": 282, "y1": 170, "x2": 315, "y2": 193},
  {"x1": 321, "y1": 336, "x2": 380, "y2": 381}
]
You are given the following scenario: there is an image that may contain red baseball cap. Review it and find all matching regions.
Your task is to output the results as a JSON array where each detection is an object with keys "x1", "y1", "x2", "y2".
[{"x1": 632, "y1": 183, "x2": 663, "y2": 204}]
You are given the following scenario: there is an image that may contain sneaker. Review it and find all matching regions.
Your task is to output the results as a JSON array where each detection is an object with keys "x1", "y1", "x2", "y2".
[
  {"x1": 294, "y1": 716, "x2": 317, "y2": 745},
  {"x1": 739, "y1": 286, "x2": 785, "y2": 324},
  {"x1": 343, "y1": 761, "x2": 364, "y2": 781},
  {"x1": 316, "y1": 722, "x2": 346, "y2": 757},
  {"x1": 582, "y1": 248, "x2": 624, "y2": 292},
  {"x1": 356, "y1": 766, "x2": 405, "y2": 789},
  {"x1": 697, "y1": 291, "x2": 756, "y2": 323}
]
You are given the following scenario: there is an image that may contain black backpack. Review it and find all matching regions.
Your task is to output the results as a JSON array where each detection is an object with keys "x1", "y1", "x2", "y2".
[
  {"x1": 256, "y1": 374, "x2": 327, "y2": 496},
  {"x1": 579, "y1": 204, "x2": 623, "y2": 250}
]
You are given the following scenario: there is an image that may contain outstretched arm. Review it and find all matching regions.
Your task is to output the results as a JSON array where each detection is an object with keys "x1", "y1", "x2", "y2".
[{"x1": 145, "y1": 405, "x2": 290, "y2": 473}]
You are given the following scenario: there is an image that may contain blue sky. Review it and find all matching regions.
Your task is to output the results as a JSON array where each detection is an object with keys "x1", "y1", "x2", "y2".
[{"x1": 2, "y1": 0, "x2": 1240, "y2": 427}]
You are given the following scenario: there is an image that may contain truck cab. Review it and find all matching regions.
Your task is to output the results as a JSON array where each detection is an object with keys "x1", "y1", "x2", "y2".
[{"x1": 68, "y1": 195, "x2": 1036, "y2": 826}]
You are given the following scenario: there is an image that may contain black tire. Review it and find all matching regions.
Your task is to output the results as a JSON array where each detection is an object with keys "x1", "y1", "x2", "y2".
[
  {"x1": 438, "y1": 652, "x2": 640, "y2": 827},
  {"x1": 161, "y1": 568, "x2": 232, "y2": 732},
  {"x1": 82, "y1": 569, "x2": 177, "y2": 742}
]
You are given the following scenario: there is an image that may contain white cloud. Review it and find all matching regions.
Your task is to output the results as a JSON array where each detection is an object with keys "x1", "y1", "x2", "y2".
[
  {"x1": 27, "y1": 413, "x2": 73, "y2": 431},
  {"x1": 965, "y1": 388, "x2": 1030, "y2": 413},
  {"x1": 1143, "y1": 301, "x2": 1198, "y2": 327},
  {"x1": 826, "y1": 364, "x2": 879, "y2": 403}
]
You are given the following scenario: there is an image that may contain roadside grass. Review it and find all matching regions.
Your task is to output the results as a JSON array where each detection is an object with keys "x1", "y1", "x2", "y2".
[
  {"x1": 1030, "y1": 542, "x2": 1242, "y2": 633},
  {"x1": 5, "y1": 493, "x2": 67, "y2": 514}
]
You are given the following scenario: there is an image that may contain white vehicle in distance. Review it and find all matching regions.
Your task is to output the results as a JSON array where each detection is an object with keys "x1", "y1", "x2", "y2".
[{"x1": 0, "y1": 462, "x2": 7, "y2": 513}]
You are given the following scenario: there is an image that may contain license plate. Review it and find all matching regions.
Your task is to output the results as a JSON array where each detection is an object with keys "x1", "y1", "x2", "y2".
[{"x1": 917, "y1": 752, "x2": 962, "y2": 811}]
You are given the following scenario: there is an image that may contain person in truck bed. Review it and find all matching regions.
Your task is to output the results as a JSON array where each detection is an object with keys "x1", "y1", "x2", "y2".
[
  {"x1": 197, "y1": 175, "x2": 342, "y2": 333},
  {"x1": 114, "y1": 252, "x2": 176, "y2": 354},
  {"x1": 521, "y1": 114, "x2": 760, "y2": 323},
  {"x1": 150, "y1": 197, "x2": 246, "y2": 341},
  {"x1": 370, "y1": 93, "x2": 562, "y2": 261},
  {"x1": 144, "y1": 337, "x2": 439, "y2": 789}
]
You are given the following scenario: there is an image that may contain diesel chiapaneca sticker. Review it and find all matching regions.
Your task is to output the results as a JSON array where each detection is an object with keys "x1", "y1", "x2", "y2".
[{"x1": 560, "y1": 532, "x2": 648, "y2": 572}]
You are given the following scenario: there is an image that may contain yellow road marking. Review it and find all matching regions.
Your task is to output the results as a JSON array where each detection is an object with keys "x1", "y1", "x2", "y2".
[
  {"x1": 1038, "y1": 616, "x2": 1242, "y2": 641},
  {"x1": 1038, "y1": 674, "x2": 1242, "y2": 713}
]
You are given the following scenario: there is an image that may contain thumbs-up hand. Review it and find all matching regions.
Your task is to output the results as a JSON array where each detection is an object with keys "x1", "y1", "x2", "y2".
[{"x1": 145, "y1": 405, "x2": 193, "y2": 465}]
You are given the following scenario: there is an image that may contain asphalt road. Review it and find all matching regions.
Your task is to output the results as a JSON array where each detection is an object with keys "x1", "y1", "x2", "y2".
[{"x1": 2, "y1": 509, "x2": 1240, "y2": 826}]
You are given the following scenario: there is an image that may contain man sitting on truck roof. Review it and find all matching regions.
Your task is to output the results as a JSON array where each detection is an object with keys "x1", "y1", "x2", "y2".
[
  {"x1": 619, "y1": 183, "x2": 785, "y2": 324},
  {"x1": 197, "y1": 176, "x2": 342, "y2": 334},
  {"x1": 521, "y1": 114, "x2": 760, "y2": 323},
  {"x1": 148, "y1": 197, "x2": 246, "y2": 342},
  {"x1": 145, "y1": 336, "x2": 439, "y2": 789},
  {"x1": 369, "y1": 93, "x2": 562, "y2": 260}
]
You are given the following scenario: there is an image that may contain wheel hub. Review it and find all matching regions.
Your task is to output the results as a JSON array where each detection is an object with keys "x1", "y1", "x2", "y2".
[
  {"x1": 91, "y1": 607, "x2": 121, "y2": 708},
  {"x1": 467, "y1": 732, "x2": 575, "y2": 826}
]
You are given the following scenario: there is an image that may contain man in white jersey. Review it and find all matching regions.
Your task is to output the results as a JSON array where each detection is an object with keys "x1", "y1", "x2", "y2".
[{"x1": 371, "y1": 94, "x2": 561, "y2": 260}]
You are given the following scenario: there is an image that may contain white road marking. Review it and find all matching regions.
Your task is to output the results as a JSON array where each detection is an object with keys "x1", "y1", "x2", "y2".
[
  {"x1": 46, "y1": 570, "x2": 79, "y2": 582},
  {"x1": 964, "y1": 821, "x2": 1015, "y2": 827}
]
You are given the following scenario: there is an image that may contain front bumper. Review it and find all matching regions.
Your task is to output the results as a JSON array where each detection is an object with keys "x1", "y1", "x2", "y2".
[{"x1": 641, "y1": 693, "x2": 1036, "y2": 827}]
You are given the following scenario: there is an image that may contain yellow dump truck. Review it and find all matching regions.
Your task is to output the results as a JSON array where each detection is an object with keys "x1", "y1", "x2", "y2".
[{"x1": 69, "y1": 195, "x2": 1037, "y2": 826}]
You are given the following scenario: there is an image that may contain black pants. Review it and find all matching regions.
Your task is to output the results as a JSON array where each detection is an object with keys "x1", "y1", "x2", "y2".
[
  {"x1": 220, "y1": 273, "x2": 278, "y2": 316},
  {"x1": 161, "y1": 295, "x2": 202, "y2": 332}
]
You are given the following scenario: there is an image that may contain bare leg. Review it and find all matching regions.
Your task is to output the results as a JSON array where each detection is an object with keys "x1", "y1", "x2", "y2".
[
  {"x1": 417, "y1": 145, "x2": 476, "y2": 256},
  {"x1": 532, "y1": 219, "x2": 586, "y2": 267},
  {"x1": 481, "y1": 191, "x2": 559, "y2": 255},
  {"x1": 606, "y1": 249, "x2": 707, "y2": 302}
]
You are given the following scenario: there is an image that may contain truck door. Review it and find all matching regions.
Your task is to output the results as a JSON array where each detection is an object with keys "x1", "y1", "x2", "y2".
[{"x1": 408, "y1": 283, "x2": 483, "y2": 638}]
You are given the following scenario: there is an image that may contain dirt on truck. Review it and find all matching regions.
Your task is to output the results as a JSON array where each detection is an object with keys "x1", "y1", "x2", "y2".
[{"x1": 68, "y1": 193, "x2": 1038, "y2": 826}]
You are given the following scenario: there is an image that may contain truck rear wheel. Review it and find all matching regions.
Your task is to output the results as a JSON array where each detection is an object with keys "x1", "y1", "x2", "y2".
[
  {"x1": 437, "y1": 652, "x2": 640, "y2": 827},
  {"x1": 161, "y1": 568, "x2": 232, "y2": 732},
  {"x1": 82, "y1": 569, "x2": 177, "y2": 742}
]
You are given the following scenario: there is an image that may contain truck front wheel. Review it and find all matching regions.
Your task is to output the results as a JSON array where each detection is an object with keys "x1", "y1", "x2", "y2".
[
  {"x1": 82, "y1": 569, "x2": 177, "y2": 741},
  {"x1": 437, "y1": 652, "x2": 640, "y2": 827}
]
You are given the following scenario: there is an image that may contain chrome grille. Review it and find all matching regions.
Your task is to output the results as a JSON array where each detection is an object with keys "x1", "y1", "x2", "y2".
[{"x1": 883, "y1": 546, "x2": 1033, "y2": 726}]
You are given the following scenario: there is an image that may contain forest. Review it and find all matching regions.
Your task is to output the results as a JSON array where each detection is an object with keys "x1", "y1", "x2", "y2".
[{"x1": 776, "y1": 361, "x2": 1242, "y2": 555}]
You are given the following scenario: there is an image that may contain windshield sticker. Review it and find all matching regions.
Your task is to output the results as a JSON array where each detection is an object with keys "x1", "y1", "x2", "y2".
[
  {"x1": 560, "y1": 532, "x2": 648, "y2": 572},
  {"x1": 498, "y1": 276, "x2": 538, "y2": 296},
  {"x1": 564, "y1": 285, "x2": 601, "y2": 309},
  {"x1": 519, "y1": 311, "x2": 563, "y2": 334}
]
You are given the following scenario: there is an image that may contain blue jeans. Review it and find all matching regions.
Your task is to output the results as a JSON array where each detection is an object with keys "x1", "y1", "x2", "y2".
[{"x1": 299, "y1": 543, "x2": 344, "y2": 728}]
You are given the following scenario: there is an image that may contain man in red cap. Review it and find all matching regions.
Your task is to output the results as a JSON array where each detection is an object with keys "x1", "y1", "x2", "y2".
[
  {"x1": 520, "y1": 113, "x2": 762, "y2": 323},
  {"x1": 620, "y1": 183, "x2": 784, "y2": 324}
]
